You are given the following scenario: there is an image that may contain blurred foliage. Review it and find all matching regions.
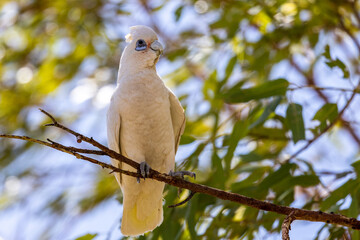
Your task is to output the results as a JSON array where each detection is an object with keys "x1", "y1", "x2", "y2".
[{"x1": 1, "y1": 0, "x2": 360, "y2": 239}]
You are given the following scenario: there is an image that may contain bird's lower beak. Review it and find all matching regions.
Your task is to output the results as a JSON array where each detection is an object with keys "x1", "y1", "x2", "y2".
[{"x1": 150, "y1": 40, "x2": 163, "y2": 56}]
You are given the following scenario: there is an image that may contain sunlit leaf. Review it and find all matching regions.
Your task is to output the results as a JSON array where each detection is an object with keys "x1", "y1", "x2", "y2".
[{"x1": 75, "y1": 233, "x2": 98, "y2": 240}]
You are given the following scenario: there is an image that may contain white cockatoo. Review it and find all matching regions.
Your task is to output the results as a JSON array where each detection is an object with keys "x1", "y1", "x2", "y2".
[{"x1": 107, "y1": 25, "x2": 189, "y2": 236}]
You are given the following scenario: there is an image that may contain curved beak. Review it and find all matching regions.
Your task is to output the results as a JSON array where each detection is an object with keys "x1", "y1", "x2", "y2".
[{"x1": 150, "y1": 40, "x2": 163, "y2": 56}]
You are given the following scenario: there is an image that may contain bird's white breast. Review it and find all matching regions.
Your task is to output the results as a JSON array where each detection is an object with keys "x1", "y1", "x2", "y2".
[{"x1": 112, "y1": 70, "x2": 175, "y2": 172}]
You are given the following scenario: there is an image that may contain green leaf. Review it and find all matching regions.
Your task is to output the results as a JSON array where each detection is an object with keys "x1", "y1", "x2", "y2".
[
  {"x1": 351, "y1": 160, "x2": 360, "y2": 176},
  {"x1": 223, "y1": 78, "x2": 289, "y2": 103},
  {"x1": 224, "y1": 55, "x2": 237, "y2": 80},
  {"x1": 175, "y1": 5, "x2": 184, "y2": 21},
  {"x1": 288, "y1": 175, "x2": 320, "y2": 187},
  {"x1": 231, "y1": 167, "x2": 269, "y2": 192},
  {"x1": 312, "y1": 103, "x2": 338, "y2": 133},
  {"x1": 210, "y1": 153, "x2": 225, "y2": 189},
  {"x1": 239, "y1": 152, "x2": 263, "y2": 162},
  {"x1": 75, "y1": 233, "x2": 98, "y2": 240},
  {"x1": 320, "y1": 179, "x2": 357, "y2": 211},
  {"x1": 348, "y1": 193, "x2": 359, "y2": 218},
  {"x1": 323, "y1": 45, "x2": 350, "y2": 78},
  {"x1": 223, "y1": 120, "x2": 248, "y2": 171},
  {"x1": 249, "y1": 96, "x2": 282, "y2": 129},
  {"x1": 203, "y1": 70, "x2": 219, "y2": 103},
  {"x1": 248, "y1": 126, "x2": 287, "y2": 140},
  {"x1": 167, "y1": 48, "x2": 188, "y2": 61},
  {"x1": 323, "y1": 45, "x2": 331, "y2": 59},
  {"x1": 286, "y1": 103, "x2": 305, "y2": 143},
  {"x1": 329, "y1": 227, "x2": 346, "y2": 240},
  {"x1": 259, "y1": 163, "x2": 295, "y2": 190},
  {"x1": 180, "y1": 135, "x2": 196, "y2": 145},
  {"x1": 326, "y1": 58, "x2": 350, "y2": 78},
  {"x1": 186, "y1": 197, "x2": 199, "y2": 240}
]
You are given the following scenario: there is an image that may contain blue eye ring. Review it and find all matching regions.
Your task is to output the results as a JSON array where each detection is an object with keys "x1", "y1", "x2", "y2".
[{"x1": 135, "y1": 39, "x2": 147, "y2": 51}]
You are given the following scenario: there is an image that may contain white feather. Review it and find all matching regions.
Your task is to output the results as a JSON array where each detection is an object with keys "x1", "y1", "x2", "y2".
[{"x1": 106, "y1": 25, "x2": 185, "y2": 236}]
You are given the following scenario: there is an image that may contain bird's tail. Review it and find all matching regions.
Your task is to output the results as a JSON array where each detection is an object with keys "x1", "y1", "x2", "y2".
[{"x1": 121, "y1": 180, "x2": 164, "y2": 236}]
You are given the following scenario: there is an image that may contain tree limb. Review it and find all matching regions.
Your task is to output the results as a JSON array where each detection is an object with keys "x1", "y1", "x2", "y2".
[
  {"x1": 282, "y1": 211, "x2": 296, "y2": 240},
  {"x1": 1, "y1": 110, "x2": 360, "y2": 230}
]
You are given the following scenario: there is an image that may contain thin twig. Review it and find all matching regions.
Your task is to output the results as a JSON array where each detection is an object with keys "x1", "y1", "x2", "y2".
[
  {"x1": 286, "y1": 81, "x2": 360, "y2": 161},
  {"x1": 288, "y1": 85, "x2": 360, "y2": 93},
  {"x1": 168, "y1": 191, "x2": 196, "y2": 208},
  {"x1": 0, "y1": 134, "x2": 139, "y2": 178},
  {"x1": 46, "y1": 139, "x2": 106, "y2": 155},
  {"x1": 282, "y1": 211, "x2": 296, "y2": 240},
  {"x1": 39, "y1": 108, "x2": 139, "y2": 170},
  {"x1": 39, "y1": 108, "x2": 57, "y2": 124}
]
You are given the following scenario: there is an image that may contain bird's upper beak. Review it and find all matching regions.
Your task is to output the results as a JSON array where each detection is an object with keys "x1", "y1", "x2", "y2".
[{"x1": 150, "y1": 40, "x2": 163, "y2": 56}]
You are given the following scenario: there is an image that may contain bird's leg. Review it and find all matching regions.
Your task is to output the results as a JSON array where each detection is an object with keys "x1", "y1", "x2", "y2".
[
  {"x1": 137, "y1": 161, "x2": 150, "y2": 183},
  {"x1": 169, "y1": 170, "x2": 196, "y2": 180},
  {"x1": 169, "y1": 170, "x2": 196, "y2": 197}
]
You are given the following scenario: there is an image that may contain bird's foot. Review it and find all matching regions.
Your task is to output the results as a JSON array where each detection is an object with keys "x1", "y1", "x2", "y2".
[
  {"x1": 137, "y1": 162, "x2": 150, "y2": 183},
  {"x1": 169, "y1": 170, "x2": 196, "y2": 197},
  {"x1": 169, "y1": 170, "x2": 196, "y2": 180}
]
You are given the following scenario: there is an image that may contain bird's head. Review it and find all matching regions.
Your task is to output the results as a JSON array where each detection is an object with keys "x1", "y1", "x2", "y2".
[{"x1": 121, "y1": 25, "x2": 163, "y2": 70}]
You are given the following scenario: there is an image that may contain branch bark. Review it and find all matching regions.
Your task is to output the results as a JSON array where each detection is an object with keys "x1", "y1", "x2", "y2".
[
  {"x1": 282, "y1": 211, "x2": 296, "y2": 240},
  {"x1": 1, "y1": 109, "x2": 360, "y2": 231}
]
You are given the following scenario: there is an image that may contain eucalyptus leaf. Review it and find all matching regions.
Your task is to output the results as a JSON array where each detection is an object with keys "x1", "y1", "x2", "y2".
[
  {"x1": 75, "y1": 233, "x2": 98, "y2": 240},
  {"x1": 286, "y1": 103, "x2": 305, "y2": 143},
  {"x1": 223, "y1": 79, "x2": 289, "y2": 103}
]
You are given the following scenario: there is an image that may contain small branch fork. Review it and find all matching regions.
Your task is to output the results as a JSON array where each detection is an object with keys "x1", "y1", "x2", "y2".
[
  {"x1": 1, "y1": 109, "x2": 360, "y2": 232},
  {"x1": 282, "y1": 211, "x2": 296, "y2": 240}
]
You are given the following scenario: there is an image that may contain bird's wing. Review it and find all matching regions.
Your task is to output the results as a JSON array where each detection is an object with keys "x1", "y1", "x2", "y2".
[
  {"x1": 168, "y1": 89, "x2": 185, "y2": 154},
  {"x1": 107, "y1": 104, "x2": 122, "y2": 183}
]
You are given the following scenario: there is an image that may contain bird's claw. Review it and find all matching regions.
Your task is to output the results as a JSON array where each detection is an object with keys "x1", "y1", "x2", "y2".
[
  {"x1": 169, "y1": 170, "x2": 196, "y2": 180},
  {"x1": 137, "y1": 162, "x2": 150, "y2": 183}
]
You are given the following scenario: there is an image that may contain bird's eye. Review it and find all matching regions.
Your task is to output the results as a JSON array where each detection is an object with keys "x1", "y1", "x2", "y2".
[{"x1": 135, "y1": 39, "x2": 147, "y2": 51}]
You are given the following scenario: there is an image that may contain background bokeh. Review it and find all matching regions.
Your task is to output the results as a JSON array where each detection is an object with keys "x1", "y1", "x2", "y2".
[{"x1": 1, "y1": 0, "x2": 360, "y2": 239}]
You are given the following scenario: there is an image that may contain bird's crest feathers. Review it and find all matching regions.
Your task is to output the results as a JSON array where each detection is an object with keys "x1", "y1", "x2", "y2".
[{"x1": 125, "y1": 25, "x2": 158, "y2": 43}]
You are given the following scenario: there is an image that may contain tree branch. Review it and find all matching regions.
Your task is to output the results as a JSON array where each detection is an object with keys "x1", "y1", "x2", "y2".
[
  {"x1": 282, "y1": 211, "x2": 296, "y2": 240},
  {"x1": 39, "y1": 108, "x2": 140, "y2": 170},
  {"x1": 1, "y1": 110, "x2": 360, "y2": 231}
]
